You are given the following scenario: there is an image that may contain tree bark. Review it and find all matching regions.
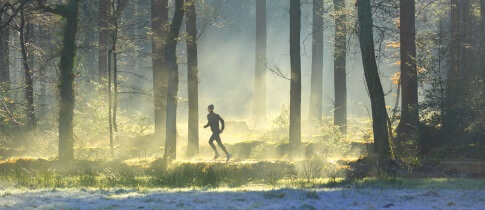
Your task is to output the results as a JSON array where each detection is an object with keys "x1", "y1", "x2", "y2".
[
  {"x1": 98, "y1": 0, "x2": 109, "y2": 82},
  {"x1": 20, "y1": 7, "x2": 36, "y2": 130},
  {"x1": 112, "y1": 51, "x2": 118, "y2": 133},
  {"x1": 396, "y1": 0, "x2": 419, "y2": 141},
  {"x1": 38, "y1": 25, "x2": 49, "y2": 114},
  {"x1": 289, "y1": 0, "x2": 301, "y2": 146},
  {"x1": 51, "y1": 0, "x2": 81, "y2": 161},
  {"x1": 481, "y1": 0, "x2": 485, "y2": 91},
  {"x1": 459, "y1": 1, "x2": 472, "y2": 75},
  {"x1": 186, "y1": 0, "x2": 199, "y2": 157},
  {"x1": 444, "y1": 0, "x2": 459, "y2": 131},
  {"x1": 308, "y1": 0, "x2": 324, "y2": 124},
  {"x1": 253, "y1": 0, "x2": 267, "y2": 124},
  {"x1": 108, "y1": 49, "x2": 113, "y2": 157},
  {"x1": 445, "y1": 0, "x2": 473, "y2": 132},
  {"x1": 333, "y1": 0, "x2": 347, "y2": 134},
  {"x1": 0, "y1": 11, "x2": 9, "y2": 90},
  {"x1": 165, "y1": 0, "x2": 185, "y2": 160},
  {"x1": 356, "y1": 0, "x2": 391, "y2": 157},
  {"x1": 151, "y1": 0, "x2": 169, "y2": 145}
]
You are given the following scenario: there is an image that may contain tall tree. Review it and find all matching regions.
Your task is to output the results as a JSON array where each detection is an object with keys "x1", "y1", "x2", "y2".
[
  {"x1": 98, "y1": 0, "x2": 109, "y2": 82},
  {"x1": 396, "y1": 0, "x2": 419, "y2": 141},
  {"x1": 186, "y1": 0, "x2": 199, "y2": 157},
  {"x1": 481, "y1": 0, "x2": 485, "y2": 84},
  {"x1": 37, "y1": 24, "x2": 49, "y2": 114},
  {"x1": 356, "y1": 0, "x2": 391, "y2": 157},
  {"x1": 445, "y1": 0, "x2": 473, "y2": 132},
  {"x1": 165, "y1": 0, "x2": 185, "y2": 160},
  {"x1": 333, "y1": 0, "x2": 347, "y2": 134},
  {"x1": 38, "y1": 0, "x2": 81, "y2": 161},
  {"x1": 0, "y1": 11, "x2": 9, "y2": 91},
  {"x1": 289, "y1": 0, "x2": 301, "y2": 146},
  {"x1": 480, "y1": 0, "x2": 485, "y2": 55},
  {"x1": 444, "y1": 0, "x2": 459, "y2": 130},
  {"x1": 152, "y1": 0, "x2": 169, "y2": 145},
  {"x1": 308, "y1": 0, "x2": 324, "y2": 123},
  {"x1": 253, "y1": 0, "x2": 267, "y2": 124},
  {"x1": 19, "y1": 6, "x2": 36, "y2": 130},
  {"x1": 481, "y1": 0, "x2": 485, "y2": 57},
  {"x1": 107, "y1": 0, "x2": 128, "y2": 157}
]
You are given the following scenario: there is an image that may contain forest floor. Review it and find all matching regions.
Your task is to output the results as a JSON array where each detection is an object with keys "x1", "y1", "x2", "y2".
[{"x1": 0, "y1": 186, "x2": 483, "y2": 209}]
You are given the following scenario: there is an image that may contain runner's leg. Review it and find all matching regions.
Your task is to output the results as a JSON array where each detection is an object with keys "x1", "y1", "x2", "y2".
[
  {"x1": 215, "y1": 133, "x2": 229, "y2": 156},
  {"x1": 209, "y1": 133, "x2": 219, "y2": 157}
]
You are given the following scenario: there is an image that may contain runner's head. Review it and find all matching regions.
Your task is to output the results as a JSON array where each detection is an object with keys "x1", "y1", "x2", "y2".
[{"x1": 208, "y1": 104, "x2": 214, "y2": 112}]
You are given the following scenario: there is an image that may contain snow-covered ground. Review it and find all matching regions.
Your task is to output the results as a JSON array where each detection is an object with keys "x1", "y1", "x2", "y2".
[{"x1": 0, "y1": 187, "x2": 483, "y2": 209}]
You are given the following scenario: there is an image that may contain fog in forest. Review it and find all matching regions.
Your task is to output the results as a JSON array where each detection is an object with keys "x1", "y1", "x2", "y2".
[{"x1": 0, "y1": 0, "x2": 483, "y2": 208}]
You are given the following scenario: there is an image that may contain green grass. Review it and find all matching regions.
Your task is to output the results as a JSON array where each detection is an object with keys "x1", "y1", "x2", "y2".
[{"x1": 0, "y1": 158, "x2": 483, "y2": 190}]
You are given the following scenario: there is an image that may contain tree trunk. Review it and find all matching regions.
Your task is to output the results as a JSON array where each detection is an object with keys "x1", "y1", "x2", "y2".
[
  {"x1": 113, "y1": 51, "x2": 118, "y2": 133},
  {"x1": 0, "y1": 12, "x2": 9, "y2": 91},
  {"x1": 108, "y1": 49, "x2": 113, "y2": 157},
  {"x1": 459, "y1": 0, "x2": 474, "y2": 118},
  {"x1": 481, "y1": 0, "x2": 485, "y2": 58},
  {"x1": 20, "y1": 8, "x2": 36, "y2": 130},
  {"x1": 151, "y1": 0, "x2": 169, "y2": 145},
  {"x1": 289, "y1": 0, "x2": 301, "y2": 146},
  {"x1": 38, "y1": 25, "x2": 48, "y2": 114},
  {"x1": 459, "y1": 1, "x2": 472, "y2": 75},
  {"x1": 333, "y1": 0, "x2": 347, "y2": 134},
  {"x1": 445, "y1": 0, "x2": 473, "y2": 133},
  {"x1": 308, "y1": 0, "x2": 324, "y2": 124},
  {"x1": 356, "y1": 0, "x2": 391, "y2": 157},
  {"x1": 444, "y1": 0, "x2": 460, "y2": 131},
  {"x1": 481, "y1": 0, "x2": 485, "y2": 93},
  {"x1": 57, "y1": 0, "x2": 80, "y2": 161},
  {"x1": 111, "y1": 0, "x2": 119, "y2": 134},
  {"x1": 396, "y1": 0, "x2": 419, "y2": 142},
  {"x1": 165, "y1": 0, "x2": 185, "y2": 160},
  {"x1": 253, "y1": 0, "x2": 267, "y2": 125},
  {"x1": 186, "y1": 0, "x2": 199, "y2": 157},
  {"x1": 98, "y1": 0, "x2": 109, "y2": 82}
]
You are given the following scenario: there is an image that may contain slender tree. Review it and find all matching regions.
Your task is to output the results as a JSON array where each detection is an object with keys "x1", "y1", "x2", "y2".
[
  {"x1": 99, "y1": 0, "x2": 109, "y2": 82},
  {"x1": 165, "y1": 0, "x2": 185, "y2": 160},
  {"x1": 38, "y1": 0, "x2": 81, "y2": 161},
  {"x1": 308, "y1": 0, "x2": 323, "y2": 124},
  {"x1": 396, "y1": 0, "x2": 419, "y2": 142},
  {"x1": 108, "y1": 47, "x2": 113, "y2": 157},
  {"x1": 186, "y1": 0, "x2": 199, "y2": 157},
  {"x1": 37, "y1": 24, "x2": 49, "y2": 113},
  {"x1": 289, "y1": 0, "x2": 301, "y2": 146},
  {"x1": 152, "y1": 0, "x2": 169, "y2": 144},
  {"x1": 481, "y1": 0, "x2": 485, "y2": 58},
  {"x1": 481, "y1": 0, "x2": 485, "y2": 86},
  {"x1": 356, "y1": 0, "x2": 391, "y2": 157},
  {"x1": 0, "y1": 11, "x2": 10, "y2": 91},
  {"x1": 253, "y1": 0, "x2": 267, "y2": 125},
  {"x1": 333, "y1": 0, "x2": 347, "y2": 134},
  {"x1": 19, "y1": 6, "x2": 36, "y2": 130},
  {"x1": 107, "y1": 0, "x2": 128, "y2": 156}
]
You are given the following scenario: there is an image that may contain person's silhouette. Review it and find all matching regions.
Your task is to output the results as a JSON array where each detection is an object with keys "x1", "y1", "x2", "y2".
[{"x1": 203, "y1": 104, "x2": 231, "y2": 162}]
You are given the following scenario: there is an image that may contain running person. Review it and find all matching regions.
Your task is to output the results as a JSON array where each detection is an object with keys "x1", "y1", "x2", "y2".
[{"x1": 203, "y1": 104, "x2": 231, "y2": 162}]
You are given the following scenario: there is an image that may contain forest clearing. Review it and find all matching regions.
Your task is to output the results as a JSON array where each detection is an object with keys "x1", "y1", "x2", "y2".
[{"x1": 1, "y1": 0, "x2": 485, "y2": 209}]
